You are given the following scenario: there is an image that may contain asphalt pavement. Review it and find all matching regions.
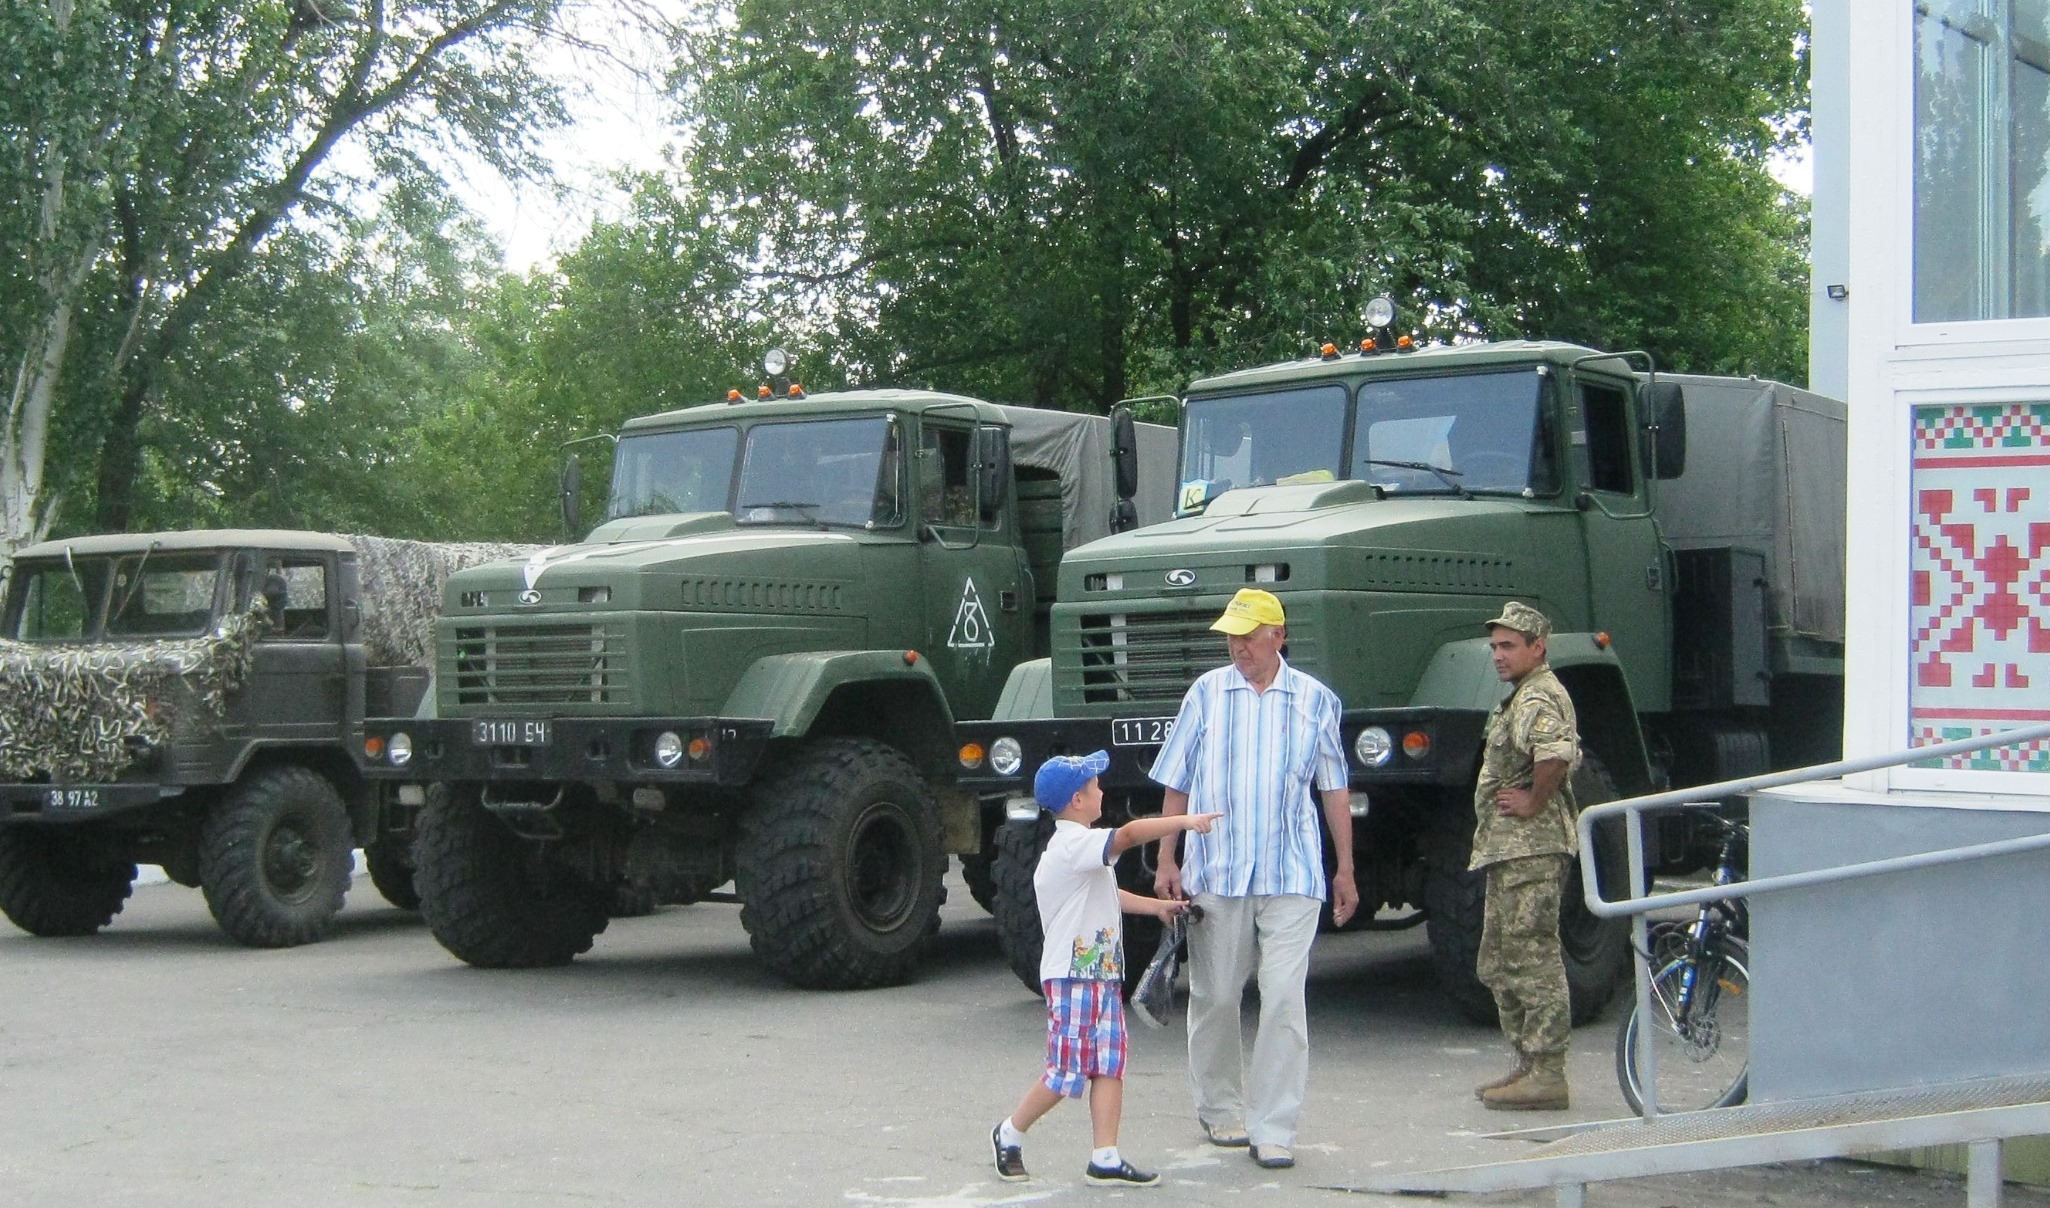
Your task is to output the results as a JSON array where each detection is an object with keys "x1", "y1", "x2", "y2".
[{"x1": 0, "y1": 867, "x2": 2038, "y2": 1208}]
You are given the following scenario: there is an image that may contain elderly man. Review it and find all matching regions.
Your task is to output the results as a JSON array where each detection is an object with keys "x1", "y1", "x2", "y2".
[
  {"x1": 1471, "y1": 600, "x2": 1582, "y2": 1111},
  {"x1": 1151, "y1": 588, "x2": 1357, "y2": 1170}
]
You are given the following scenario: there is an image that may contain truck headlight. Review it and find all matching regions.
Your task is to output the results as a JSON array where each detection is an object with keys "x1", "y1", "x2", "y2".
[
  {"x1": 1353, "y1": 726, "x2": 1393, "y2": 768},
  {"x1": 654, "y1": 731, "x2": 685, "y2": 769},
  {"x1": 990, "y1": 737, "x2": 1024, "y2": 777},
  {"x1": 388, "y1": 732, "x2": 413, "y2": 768}
]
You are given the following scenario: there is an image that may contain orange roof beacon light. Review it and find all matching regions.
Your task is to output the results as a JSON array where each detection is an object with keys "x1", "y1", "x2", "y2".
[
  {"x1": 787, "y1": 383, "x2": 805, "y2": 398},
  {"x1": 727, "y1": 388, "x2": 743, "y2": 402},
  {"x1": 1320, "y1": 342, "x2": 1340, "y2": 360},
  {"x1": 1397, "y1": 333, "x2": 1415, "y2": 350},
  {"x1": 1359, "y1": 337, "x2": 1378, "y2": 354},
  {"x1": 757, "y1": 384, "x2": 773, "y2": 398}
]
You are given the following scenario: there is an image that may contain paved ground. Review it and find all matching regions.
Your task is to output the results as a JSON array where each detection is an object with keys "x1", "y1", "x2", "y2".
[{"x1": 0, "y1": 867, "x2": 2039, "y2": 1208}]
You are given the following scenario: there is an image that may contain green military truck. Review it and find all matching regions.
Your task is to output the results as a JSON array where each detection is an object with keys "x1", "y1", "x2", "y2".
[
  {"x1": 957, "y1": 337, "x2": 1845, "y2": 1021},
  {"x1": 357, "y1": 387, "x2": 1173, "y2": 987},
  {"x1": 0, "y1": 530, "x2": 524, "y2": 946}
]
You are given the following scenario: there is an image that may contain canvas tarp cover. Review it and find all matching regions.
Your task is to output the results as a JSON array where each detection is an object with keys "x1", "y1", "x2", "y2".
[
  {"x1": 0, "y1": 535, "x2": 536, "y2": 783},
  {"x1": 1651, "y1": 375, "x2": 1846, "y2": 644},
  {"x1": 999, "y1": 407, "x2": 1176, "y2": 548}
]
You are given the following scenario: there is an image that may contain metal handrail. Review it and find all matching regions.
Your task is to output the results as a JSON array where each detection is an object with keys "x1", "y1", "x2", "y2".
[{"x1": 1568, "y1": 721, "x2": 2050, "y2": 1121}]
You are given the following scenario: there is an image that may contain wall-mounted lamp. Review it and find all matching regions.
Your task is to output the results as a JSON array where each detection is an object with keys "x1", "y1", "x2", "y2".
[{"x1": 1826, "y1": 284, "x2": 1849, "y2": 300}]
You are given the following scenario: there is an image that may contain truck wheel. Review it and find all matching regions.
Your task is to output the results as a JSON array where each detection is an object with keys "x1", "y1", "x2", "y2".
[
  {"x1": 959, "y1": 851, "x2": 998, "y2": 915},
  {"x1": 989, "y1": 814, "x2": 1161, "y2": 998},
  {"x1": 199, "y1": 765, "x2": 354, "y2": 948},
  {"x1": 735, "y1": 738, "x2": 945, "y2": 989},
  {"x1": 414, "y1": 785, "x2": 609, "y2": 967},
  {"x1": 365, "y1": 838, "x2": 421, "y2": 911},
  {"x1": 1423, "y1": 755, "x2": 1631, "y2": 1026},
  {"x1": 0, "y1": 828, "x2": 136, "y2": 936}
]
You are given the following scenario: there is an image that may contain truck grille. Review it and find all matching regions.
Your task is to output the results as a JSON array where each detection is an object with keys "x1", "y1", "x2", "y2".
[
  {"x1": 449, "y1": 622, "x2": 629, "y2": 706},
  {"x1": 1070, "y1": 612, "x2": 1218, "y2": 705}
]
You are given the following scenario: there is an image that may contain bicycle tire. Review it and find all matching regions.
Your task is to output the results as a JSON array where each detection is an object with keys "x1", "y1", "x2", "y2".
[{"x1": 1615, "y1": 934, "x2": 1750, "y2": 1114}]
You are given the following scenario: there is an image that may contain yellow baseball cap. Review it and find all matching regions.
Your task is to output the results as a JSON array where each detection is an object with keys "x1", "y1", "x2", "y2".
[{"x1": 1211, "y1": 588, "x2": 1286, "y2": 635}]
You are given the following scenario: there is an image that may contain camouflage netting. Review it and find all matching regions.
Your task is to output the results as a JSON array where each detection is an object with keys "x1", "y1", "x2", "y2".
[
  {"x1": 345, "y1": 535, "x2": 541, "y2": 668},
  {"x1": 0, "y1": 606, "x2": 264, "y2": 782}
]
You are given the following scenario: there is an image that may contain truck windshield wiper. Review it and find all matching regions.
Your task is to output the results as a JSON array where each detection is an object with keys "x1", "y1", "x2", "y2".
[{"x1": 1362, "y1": 459, "x2": 1471, "y2": 499}]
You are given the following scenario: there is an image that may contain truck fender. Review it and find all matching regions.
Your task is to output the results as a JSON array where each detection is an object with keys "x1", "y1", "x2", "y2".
[
  {"x1": 720, "y1": 651, "x2": 955, "y2": 741},
  {"x1": 1408, "y1": 634, "x2": 1654, "y2": 795},
  {"x1": 990, "y1": 658, "x2": 1054, "y2": 722}
]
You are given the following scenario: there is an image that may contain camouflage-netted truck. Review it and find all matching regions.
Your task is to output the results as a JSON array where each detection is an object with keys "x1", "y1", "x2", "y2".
[
  {"x1": 0, "y1": 530, "x2": 531, "y2": 946},
  {"x1": 958, "y1": 340, "x2": 1846, "y2": 1021},
  {"x1": 358, "y1": 389, "x2": 1173, "y2": 987}
]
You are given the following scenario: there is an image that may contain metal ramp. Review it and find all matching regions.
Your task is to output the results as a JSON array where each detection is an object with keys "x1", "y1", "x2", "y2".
[{"x1": 1338, "y1": 1074, "x2": 2050, "y2": 1206}]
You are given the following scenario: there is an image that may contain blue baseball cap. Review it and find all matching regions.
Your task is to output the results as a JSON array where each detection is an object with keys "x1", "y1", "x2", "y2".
[{"x1": 1034, "y1": 750, "x2": 1111, "y2": 811}]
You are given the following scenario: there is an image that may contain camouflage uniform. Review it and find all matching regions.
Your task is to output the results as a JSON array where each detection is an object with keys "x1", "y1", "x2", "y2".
[{"x1": 1470, "y1": 603, "x2": 1581, "y2": 1067}]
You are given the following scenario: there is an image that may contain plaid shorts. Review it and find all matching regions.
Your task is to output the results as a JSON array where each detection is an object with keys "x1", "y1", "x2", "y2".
[{"x1": 1042, "y1": 978, "x2": 1127, "y2": 1098}]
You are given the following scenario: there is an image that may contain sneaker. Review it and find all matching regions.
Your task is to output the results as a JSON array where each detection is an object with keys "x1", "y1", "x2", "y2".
[
  {"x1": 1201, "y1": 1120, "x2": 1250, "y2": 1147},
  {"x1": 1084, "y1": 1158, "x2": 1160, "y2": 1186},
  {"x1": 990, "y1": 1123, "x2": 1027, "y2": 1181},
  {"x1": 1250, "y1": 1144, "x2": 1295, "y2": 1169}
]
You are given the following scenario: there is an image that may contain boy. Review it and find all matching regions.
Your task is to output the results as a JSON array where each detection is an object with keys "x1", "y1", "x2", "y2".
[{"x1": 991, "y1": 750, "x2": 1221, "y2": 1186}]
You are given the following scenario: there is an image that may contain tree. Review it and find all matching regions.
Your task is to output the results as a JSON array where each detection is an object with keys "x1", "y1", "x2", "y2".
[
  {"x1": 669, "y1": 0, "x2": 1810, "y2": 410},
  {"x1": 0, "y1": 0, "x2": 569, "y2": 557}
]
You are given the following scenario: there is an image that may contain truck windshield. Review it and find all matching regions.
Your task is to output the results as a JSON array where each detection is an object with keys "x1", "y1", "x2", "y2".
[
  {"x1": 1180, "y1": 384, "x2": 1349, "y2": 508},
  {"x1": 1352, "y1": 371, "x2": 1553, "y2": 496},
  {"x1": 736, "y1": 415, "x2": 903, "y2": 528},
  {"x1": 605, "y1": 426, "x2": 740, "y2": 521},
  {"x1": 5, "y1": 552, "x2": 225, "y2": 641}
]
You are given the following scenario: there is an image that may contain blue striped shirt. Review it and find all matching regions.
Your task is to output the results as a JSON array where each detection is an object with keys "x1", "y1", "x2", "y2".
[{"x1": 1148, "y1": 657, "x2": 1349, "y2": 899}]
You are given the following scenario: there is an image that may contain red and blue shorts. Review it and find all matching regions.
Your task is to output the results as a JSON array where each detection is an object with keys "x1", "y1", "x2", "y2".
[{"x1": 1042, "y1": 978, "x2": 1127, "y2": 1098}]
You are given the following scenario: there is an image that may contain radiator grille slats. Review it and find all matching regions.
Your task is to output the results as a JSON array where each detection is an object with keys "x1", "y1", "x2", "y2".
[
  {"x1": 450, "y1": 622, "x2": 629, "y2": 706},
  {"x1": 1070, "y1": 613, "x2": 1221, "y2": 705}
]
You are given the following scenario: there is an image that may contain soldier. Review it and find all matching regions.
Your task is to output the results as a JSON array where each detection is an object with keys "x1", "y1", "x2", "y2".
[{"x1": 1470, "y1": 601, "x2": 1581, "y2": 1111}]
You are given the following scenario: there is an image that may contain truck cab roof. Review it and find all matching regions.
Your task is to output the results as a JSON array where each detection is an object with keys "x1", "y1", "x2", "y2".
[
  {"x1": 1187, "y1": 340, "x2": 1635, "y2": 394},
  {"x1": 11, "y1": 529, "x2": 358, "y2": 560}
]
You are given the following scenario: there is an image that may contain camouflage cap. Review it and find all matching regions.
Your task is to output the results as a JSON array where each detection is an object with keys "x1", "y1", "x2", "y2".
[{"x1": 1485, "y1": 600, "x2": 1552, "y2": 641}]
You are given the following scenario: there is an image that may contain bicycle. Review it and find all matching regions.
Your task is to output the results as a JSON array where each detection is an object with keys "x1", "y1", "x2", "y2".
[{"x1": 1614, "y1": 808, "x2": 1750, "y2": 1114}]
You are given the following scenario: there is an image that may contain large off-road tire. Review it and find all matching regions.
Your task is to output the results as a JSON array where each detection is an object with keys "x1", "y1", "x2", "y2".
[
  {"x1": 960, "y1": 850, "x2": 998, "y2": 915},
  {"x1": 989, "y1": 814, "x2": 1162, "y2": 998},
  {"x1": 414, "y1": 785, "x2": 610, "y2": 968},
  {"x1": 0, "y1": 827, "x2": 136, "y2": 937},
  {"x1": 735, "y1": 738, "x2": 946, "y2": 990},
  {"x1": 365, "y1": 838, "x2": 421, "y2": 911},
  {"x1": 199, "y1": 765, "x2": 355, "y2": 948},
  {"x1": 1423, "y1": 755, "x2": 1631, "y2": 1026}
]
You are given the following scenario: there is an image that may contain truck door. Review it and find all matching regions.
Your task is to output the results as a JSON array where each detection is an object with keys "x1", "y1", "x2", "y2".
[
  {"x1": 1572, "y1": 376, "x2": 1672, "y2": 712},
  {"x1": 915, "y1": 414, "x2": 1031, "y2": 722},
  {"x1": 225, "y1": 553, "x2": 349, "y2": 741}
]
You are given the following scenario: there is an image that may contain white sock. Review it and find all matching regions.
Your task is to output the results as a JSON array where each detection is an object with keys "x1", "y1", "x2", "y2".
[
  {"x1": 1092, "y1": 1146, "x2": 1120, "y2": 1168},
  {"x1": 999, "y1": 1118, "x2": 1026, "y2": 1147}
]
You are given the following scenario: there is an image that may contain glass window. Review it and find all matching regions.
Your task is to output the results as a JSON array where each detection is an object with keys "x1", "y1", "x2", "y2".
[
  {"x1": 255, "y1": 558, "x2": 329, "y2": 640},
  {"x1": 737, "y1": 415, "x2": 903, "y2": 528},
  {"x1": 6, "y1": 559, "x2": 108, "y2": 640},
  {"x1": 920, "y1": 424, "x2": 977, "y2": 528},
  {"x1": 1181, "y1": 384, "x2": 1348, "y2": 511},
  {"x1": 1352, "y1": 371, "x2": 1549, "y2": 495},
  {"x1": 103, "y1": 554, "x2": 224, "y2": 639},
  {"x1": 603, "y1": 426, "x2": 739, "y2": 521},
  {"x1": 1580, "y1": 382, "x2": 1636, "y2": 495},
  {"x1": 1914, "y1": 0, "x2": 2050, "y2": 321}
]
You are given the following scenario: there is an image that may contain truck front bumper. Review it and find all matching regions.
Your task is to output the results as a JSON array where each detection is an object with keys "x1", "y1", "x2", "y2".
[
  {"x1": 956, "y1": 707, "x2": 1484, "y2": 798},
  {"x1": 357, "y1": 716, "x2": 775, "y2": 788}
]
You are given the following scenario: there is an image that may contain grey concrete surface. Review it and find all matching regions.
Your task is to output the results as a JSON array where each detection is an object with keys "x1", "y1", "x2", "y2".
[{"x1": 1, "y1": 868, "x2": 2038, "y2": 1208}]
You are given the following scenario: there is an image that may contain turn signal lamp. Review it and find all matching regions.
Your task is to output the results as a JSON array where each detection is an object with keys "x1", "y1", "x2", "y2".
[
  {"x1": 904, "y1": 650, "x2": 920, "y2": 665},
  {"x1": 364, "y1": 736, "x2": 385, "y2": 761},
  {"x1": 1402, "y1": 730, "x2": 1431, "y2": 760},
  {"x1": 958, "y1": 742, "x2": 986, "y2": 770},
  {"x1": 1595, "y1": 631, "x2": 1612, "y2": 649},
  {"x1": 688, "y1": 736, "x2": 712, "y2": 763}
]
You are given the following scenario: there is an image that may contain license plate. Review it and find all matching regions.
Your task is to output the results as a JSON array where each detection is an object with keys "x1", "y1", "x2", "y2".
[
  {"x1": 472, "y1": 719, "x2": 552, "y2": 746},
  {"x1": 45, "y1": 788, "x2": 100, "y2": 810},
  {"x1": 1111, "y1": 716, "x2": 1176, "y2": 747}
]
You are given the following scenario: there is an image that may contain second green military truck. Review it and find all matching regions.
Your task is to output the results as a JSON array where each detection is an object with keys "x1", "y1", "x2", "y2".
[
  {"x1": 957, "y1": 335, "x2": 1845, "y2": 1021},
  {"x1": 360, "y1": 386, "x2": 1172, "y2": 987}
]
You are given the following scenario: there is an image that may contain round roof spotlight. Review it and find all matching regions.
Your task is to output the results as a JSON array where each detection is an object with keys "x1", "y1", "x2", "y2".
[
  {"x1": 763, "y1": 347, "x2": 790, "y2": 377},
  {"x1": 1364, "y1": 295, "x2": 1397, "y2": 330}
]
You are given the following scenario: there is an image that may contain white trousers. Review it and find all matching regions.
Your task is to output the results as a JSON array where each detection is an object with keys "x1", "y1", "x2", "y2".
[{"x1": 1184, "y1": 892, "x2": 1322, "y2": 1147}]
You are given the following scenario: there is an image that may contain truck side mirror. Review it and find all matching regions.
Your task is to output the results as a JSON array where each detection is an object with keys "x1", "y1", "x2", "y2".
[
  {"x1": 1111, "y1": 406, "x2": 1139, "y2": 502},
  {"x1": 560, "y1": 453, "x2": 583, "y2": 534},
  {"x1": 1644, "y1": 380, "x2": 1686, "y2": 479},
  {"x1": 975, "y1": 426, "x2": 1011, "y2": 523}
]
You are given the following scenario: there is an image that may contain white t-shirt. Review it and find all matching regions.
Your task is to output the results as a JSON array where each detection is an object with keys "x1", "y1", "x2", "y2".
[{"x1": 1035, "y1": 819, "x2": 1124, "y2": 983}]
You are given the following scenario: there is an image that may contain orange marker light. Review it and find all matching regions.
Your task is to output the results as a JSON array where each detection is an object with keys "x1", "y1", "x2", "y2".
[
  {"x1": 1402, "y1": 730, "x2": 1431, "y2": 760},
  {"x1": 904, "y1": 650, "x2": 920, "y2": 665},
  {"x1": 1320, "y1": 342, "x2": 1339, "y2": 359},
  {"x1": 958, "y1": 742, "x2": 986, "y2": 769},
  {"x1": 687, "y1": 736, "x2": 712, "y2": 762},
  {"x1": 727, "y1": 389, "x2": 742, "y2": 401},
  {"x1": 1595, "y1": 631, "x2": 1612, "y2": 649},
  {"x1": 758, "y1": 384, "x2": 772, "y2": 398},
  {"x1": 1397, "y1": 333, "x2": 1414, "y2": 349},
  {"x1": 364, "y1": 736, "x2": 385, "y2": 760},
  {"x1": 1360, "y1": 338, "x2": 1377, "y2": 352},
  {"x1": 788, "y1": 383, "x2": 803, "y2": 395}
]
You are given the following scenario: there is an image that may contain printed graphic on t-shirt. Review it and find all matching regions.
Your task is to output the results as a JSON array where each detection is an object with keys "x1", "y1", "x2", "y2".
[{"x1": 1069, "y1": 926, "x2": 1124, "y2": 980}]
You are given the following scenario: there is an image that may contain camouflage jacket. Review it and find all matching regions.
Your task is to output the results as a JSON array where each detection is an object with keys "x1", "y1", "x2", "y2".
[{"x1": 1469, "y1": 663, "x2": 1581, "y2": 869}]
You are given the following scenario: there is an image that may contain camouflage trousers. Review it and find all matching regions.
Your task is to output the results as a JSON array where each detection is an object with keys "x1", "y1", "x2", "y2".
[{"x1": 1476, "y1": 853, "x2": 1572, "y2": 1058}]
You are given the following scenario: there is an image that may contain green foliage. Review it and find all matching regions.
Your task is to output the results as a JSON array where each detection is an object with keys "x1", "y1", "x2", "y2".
[{"x1": 669, "y1": 0, "x2": 1812, "y2": 411}]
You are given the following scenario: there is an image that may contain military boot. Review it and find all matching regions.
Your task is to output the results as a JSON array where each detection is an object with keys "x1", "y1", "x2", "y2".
[
  {"x1": 1473, "y1": 1048, "x2": 1529, "y2": 1099},
  {"x1": 1481, "y1": 1052, "x2": 1569, "y2": 1111}
]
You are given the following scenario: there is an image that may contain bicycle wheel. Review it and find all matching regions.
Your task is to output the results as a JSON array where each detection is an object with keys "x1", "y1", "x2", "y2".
[{"x1": 1615, "y1": 935, "x2": 1750, "y2": 1114}]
